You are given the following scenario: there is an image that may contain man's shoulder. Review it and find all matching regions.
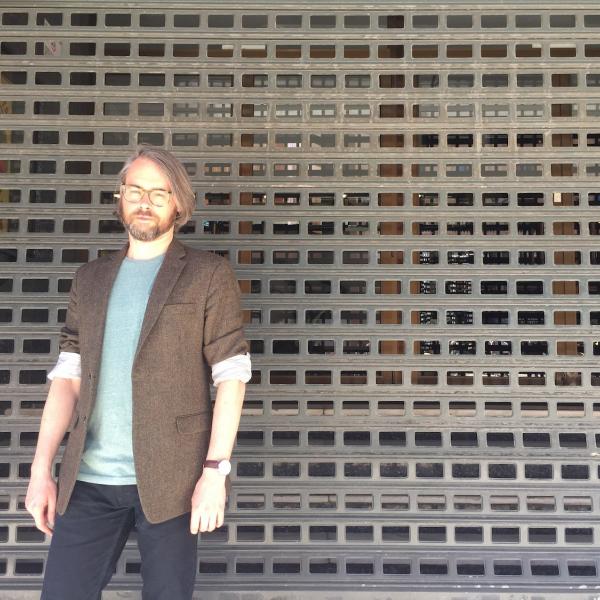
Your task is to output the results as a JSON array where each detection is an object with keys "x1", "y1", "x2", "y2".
[
  {"x1": 74, "y1": 250, "x2": 120, "y2": 279},
  {"x1": 181, "y1": 244, "x2": 230, "y2": 270}
]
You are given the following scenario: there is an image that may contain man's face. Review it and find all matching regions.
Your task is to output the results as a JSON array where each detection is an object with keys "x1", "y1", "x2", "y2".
[{"x1": 119, "y1": 158, "x2": 178, "y2": 242}]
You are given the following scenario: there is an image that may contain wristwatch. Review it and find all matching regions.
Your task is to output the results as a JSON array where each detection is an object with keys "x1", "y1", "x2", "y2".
[{"x1": 203, "y1": 459, "x2": 232, "y2": 476}]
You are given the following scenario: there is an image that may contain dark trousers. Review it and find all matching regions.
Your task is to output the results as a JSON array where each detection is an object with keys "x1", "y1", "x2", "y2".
[{"x1": 42, "y1": 480, "x2": 198, "y2": 600}]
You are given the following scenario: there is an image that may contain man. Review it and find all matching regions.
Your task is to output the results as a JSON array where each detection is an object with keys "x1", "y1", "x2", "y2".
[{"x1": 25, "y1": 145, "x2": 251, "y2": 599}]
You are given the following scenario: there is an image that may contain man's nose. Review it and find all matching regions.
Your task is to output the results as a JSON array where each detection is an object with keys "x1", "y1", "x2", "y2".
[{"x1": 139, "y1": 191, "x2": 152, "y2": 207}]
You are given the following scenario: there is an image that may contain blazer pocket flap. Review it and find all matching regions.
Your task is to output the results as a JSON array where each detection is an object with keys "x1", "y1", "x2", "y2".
[
  {"x1": 162, "y1": 302, "x2": 196, "y2": 315},
  {"x1": 176, "y1": 411, "x2": 211, "y2": 434}
]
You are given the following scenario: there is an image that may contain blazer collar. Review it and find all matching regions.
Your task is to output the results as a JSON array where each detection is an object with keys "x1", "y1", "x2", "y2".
[
  {"x1": 84, "y1": 243, "x2": 128, "y2": 409},
  {"x1": 134, "y1": 238, "x2": 187, "y2": 361},
  {"x1": 107, "y1": 237, "x2": 187, "y2": 264}
]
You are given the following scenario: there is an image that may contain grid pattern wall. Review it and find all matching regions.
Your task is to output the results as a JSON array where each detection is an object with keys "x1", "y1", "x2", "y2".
[{"x1": 2, "y1": 1, "x2": 600, "y2": 593}]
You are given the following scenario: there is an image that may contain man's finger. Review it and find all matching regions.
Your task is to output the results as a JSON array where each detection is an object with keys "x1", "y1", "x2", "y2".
[
  {"x1": 32, "y1": 506, "x2": 52, "y2": 536},
  {"x1": 206, "y1": 512, "x2": 217, "y2": 532},
  {"x1": 199, "y1": 511, "x2": 209, "y2": 533},
  {"x1": 47, "y1": 494, "x2": 56, "y2": 533},
  {"x1": 216, "y1": 510, "x2": 224, "y2": 529},
  {"x1": 190, "y1": 508, "x2": 200, "y2": 534}
]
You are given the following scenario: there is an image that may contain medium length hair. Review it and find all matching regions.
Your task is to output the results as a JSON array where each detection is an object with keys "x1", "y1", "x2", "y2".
[{"x1": 118, "y1": 145, "x2": 195, "y2": 230}]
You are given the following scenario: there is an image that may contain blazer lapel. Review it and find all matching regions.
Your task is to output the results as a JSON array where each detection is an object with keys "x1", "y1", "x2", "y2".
[
  {"x1": 86, "y1": 245, "x2": 128, "y2": 407},
  {"x1": 134, "y1": 239, "x2": 187, "y2": 360}
]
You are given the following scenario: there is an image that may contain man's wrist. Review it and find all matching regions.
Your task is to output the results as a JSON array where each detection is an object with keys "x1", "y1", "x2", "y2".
[
  {"x1": 30, "y1": 460, "x2": 53, "y2": 478},
  {"x1": 203, "y1": 458, "x2": 231, "y2": 476},
  {"x1": 202, "y1": 467, "x2": 224, "y2": 477}
]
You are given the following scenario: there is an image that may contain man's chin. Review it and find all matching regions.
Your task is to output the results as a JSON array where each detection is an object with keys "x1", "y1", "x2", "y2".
[{"x1": 126, "y1": 223, "x2": 160, "y2": 242}]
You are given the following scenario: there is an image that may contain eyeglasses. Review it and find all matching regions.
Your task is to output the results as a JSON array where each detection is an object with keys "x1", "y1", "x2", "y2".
[{"x1": 116, "y1": 184, "x2": 172, "y2": 208}]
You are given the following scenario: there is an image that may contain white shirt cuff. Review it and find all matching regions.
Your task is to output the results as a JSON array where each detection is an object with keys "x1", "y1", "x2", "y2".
[
  {"x1": 47, "y1": 351, "x2": 81, "y2": 380},
  {"x1": 212, "y1": 353, "x2": 252, "y2": 386}
]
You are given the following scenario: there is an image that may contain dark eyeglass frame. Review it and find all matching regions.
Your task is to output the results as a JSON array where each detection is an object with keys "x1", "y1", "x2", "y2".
[{"x1": 114, "y1": 184, "x2": 173, "y2": 208}]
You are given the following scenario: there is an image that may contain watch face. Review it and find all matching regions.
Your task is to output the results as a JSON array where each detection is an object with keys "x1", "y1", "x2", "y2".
[{"x1": 218, "y1": 460, "x2": 232, "y2": 476}]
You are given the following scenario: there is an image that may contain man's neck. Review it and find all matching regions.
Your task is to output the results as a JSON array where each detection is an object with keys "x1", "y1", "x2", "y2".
[{"x1": 126, "y1": 230, "x2": 174, "y2": 260}]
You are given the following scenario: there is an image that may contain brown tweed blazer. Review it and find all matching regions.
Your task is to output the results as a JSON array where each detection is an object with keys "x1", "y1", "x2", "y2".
[{"x1": 56, "y1": 239, "x2": 248, "y2": 523}]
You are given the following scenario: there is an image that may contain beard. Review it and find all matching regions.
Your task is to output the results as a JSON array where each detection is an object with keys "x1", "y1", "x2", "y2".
[{"x1": 119, "y1": 204, "x2": 177, "y2": 241}]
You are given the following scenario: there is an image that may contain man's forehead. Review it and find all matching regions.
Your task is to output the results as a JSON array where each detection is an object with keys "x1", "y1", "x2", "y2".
[{"x1": 125, "y1": 158, "x2": 170, "y2": 187}]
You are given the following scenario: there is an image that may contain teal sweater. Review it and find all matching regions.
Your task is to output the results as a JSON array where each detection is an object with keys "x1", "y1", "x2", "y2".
[{"x1": 77, "y1": 254, "x2": 165, "y2": 485}]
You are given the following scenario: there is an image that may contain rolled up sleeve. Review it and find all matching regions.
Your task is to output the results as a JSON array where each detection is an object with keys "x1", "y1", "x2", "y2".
[
  {"x1": 202, "y1": 260, "x2": 249, "y2": 366},
  {"x1": 48, "y1": 269, "x2": 81, "y2": 381},
  {"x1": 211, "y1": 353, "x2": 252, "y2": 386},
  {"x1": 59, "y1": 269, "x2": 80, "y2": 355},
  {"x1": 48, "y1": 351, "x2": 81, "y2": 380}
]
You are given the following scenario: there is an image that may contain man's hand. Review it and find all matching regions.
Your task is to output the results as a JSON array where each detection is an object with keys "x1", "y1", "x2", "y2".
[
  {"x1": 190, "y1": 469, "x2": 226, "y2": 534},
  {"x1": 25, "y1": 470, "x2": 57, "y2": 536}
]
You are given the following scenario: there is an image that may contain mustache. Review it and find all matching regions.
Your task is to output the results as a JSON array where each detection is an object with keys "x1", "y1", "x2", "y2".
[{"x1": 132, "y1": 209, "x2": 157, "y2": 217}]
